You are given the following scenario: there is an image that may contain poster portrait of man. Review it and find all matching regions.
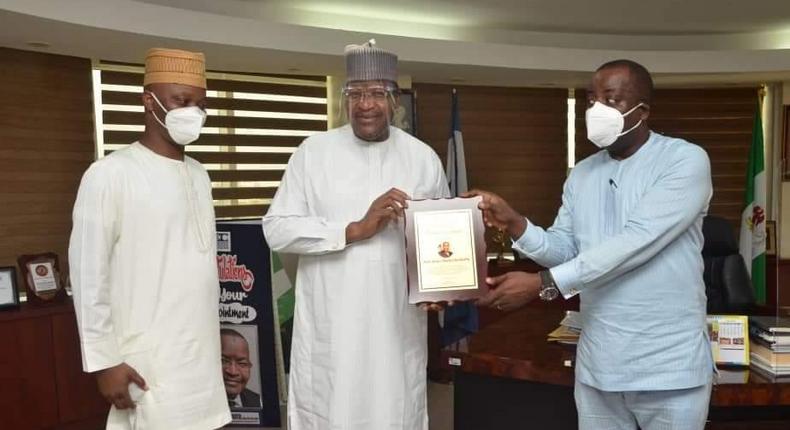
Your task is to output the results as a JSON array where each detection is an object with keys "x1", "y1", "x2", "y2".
[{"x1": 221, "y1": 325, "x2": 263, "y2": 409}]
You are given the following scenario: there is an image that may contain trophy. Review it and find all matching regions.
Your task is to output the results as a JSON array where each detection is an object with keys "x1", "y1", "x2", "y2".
[
  {"x1": 490, "y1": 228, "x2": 516, "y2": 268},
  {"x1": 17, "y1": 252, "x2": 67, "y2": 305}
]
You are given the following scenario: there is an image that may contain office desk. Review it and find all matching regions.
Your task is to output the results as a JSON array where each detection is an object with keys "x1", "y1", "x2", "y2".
[{"x1": 442, "y1": 307, "x2": 790, "y2": 430}]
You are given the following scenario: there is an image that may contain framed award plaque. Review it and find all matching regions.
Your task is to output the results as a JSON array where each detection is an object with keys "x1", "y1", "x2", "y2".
[
  {"x1": 0, "y1": 266, "x2": 20, "y2": 310},
  {"x1": 17, "y1": 252, "x2": 66, "y2": 305},
  {"x1": 404, "y1": 196, "x2": 488, "y2": 304}
]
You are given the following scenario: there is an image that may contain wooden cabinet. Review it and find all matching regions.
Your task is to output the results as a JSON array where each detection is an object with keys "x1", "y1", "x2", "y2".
[{"x1": 0, "y1": 300, "x2": 107, "y2": 429}]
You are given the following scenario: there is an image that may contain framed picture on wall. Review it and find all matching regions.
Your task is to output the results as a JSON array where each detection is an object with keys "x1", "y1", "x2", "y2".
[
  {"x1": 0, "y1": 266, "x2": 20, "y2": 310},
  {"x1": 393, "y1": 89, "x2": 417, "y2": 136}
]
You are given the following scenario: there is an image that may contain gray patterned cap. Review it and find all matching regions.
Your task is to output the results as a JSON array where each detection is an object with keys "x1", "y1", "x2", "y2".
[{"x1": 344, "y1": 39, "x2": 398, "y2": 84}]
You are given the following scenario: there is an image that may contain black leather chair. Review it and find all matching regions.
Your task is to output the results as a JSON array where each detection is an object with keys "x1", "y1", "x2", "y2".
[{"x1": 702, "y1": 215, "x2": 755, "y2": 314}]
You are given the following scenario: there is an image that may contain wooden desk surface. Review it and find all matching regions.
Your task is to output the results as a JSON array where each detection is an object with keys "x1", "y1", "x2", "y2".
[
  {"x1": 442, "y1": 306, "x2": 790, "y2": 407},
  {"x1": 0, "y1": 298, "x2": 74, "y2": 322}
]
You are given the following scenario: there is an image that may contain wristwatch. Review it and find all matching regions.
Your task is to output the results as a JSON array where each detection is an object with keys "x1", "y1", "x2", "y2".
[{"x1": 538, "y1": 270, "x2": 561, "y2": 301}]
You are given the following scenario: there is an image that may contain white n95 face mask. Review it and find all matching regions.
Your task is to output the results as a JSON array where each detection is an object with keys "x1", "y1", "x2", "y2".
[
  {"x1": 585, "y1": 101, "x2": 644, "y2": 148},
  {"x1": 148, "y1": 91, "x2": 207, "y2": 146}
]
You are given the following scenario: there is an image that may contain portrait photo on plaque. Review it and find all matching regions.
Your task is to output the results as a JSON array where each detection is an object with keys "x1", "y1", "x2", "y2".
[{"x1": 0, "y1": 266, "x2": 20, "y2": 310}]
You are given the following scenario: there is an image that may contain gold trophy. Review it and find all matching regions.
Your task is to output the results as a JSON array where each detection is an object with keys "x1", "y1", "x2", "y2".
[{"x1": 491, "y1": 228, "x2": 514, "y2": 267}]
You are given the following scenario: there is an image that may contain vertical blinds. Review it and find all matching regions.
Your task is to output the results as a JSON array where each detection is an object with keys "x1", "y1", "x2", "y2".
[
  {"x1": 575, "y1": 87, "x2": 759, "y2": 228},
  {"x1": 414, "y1": 84, "x2": 568, "y2": 250},
  {"x1": 95, "y1": 64, "x2": 328, "y2": 219},
  {"x1": 0, "y1": 48, "x2": 94, "y2": 272}
]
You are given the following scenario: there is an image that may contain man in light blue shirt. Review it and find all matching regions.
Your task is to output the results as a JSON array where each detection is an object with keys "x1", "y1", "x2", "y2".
[{"x1": 468, "y1": 60, "x2": 714, "y2": 429}]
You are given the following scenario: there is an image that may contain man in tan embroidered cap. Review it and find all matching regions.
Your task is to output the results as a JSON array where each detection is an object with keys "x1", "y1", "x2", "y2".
[
  {"x1": 263, "y1": 39, "x2": 449, "y2": 430},
  {"x1": 69, "y1": 48, "x2": 231, "y2": 429}
]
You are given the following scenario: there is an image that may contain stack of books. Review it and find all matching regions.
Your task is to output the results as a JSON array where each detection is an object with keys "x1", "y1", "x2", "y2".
[
  {"x1": 749, "y1": 315, "x2": 790, "y2": 377},
  {"x1": 547, "y1": 311, "x2": 581, "y2": 345}
]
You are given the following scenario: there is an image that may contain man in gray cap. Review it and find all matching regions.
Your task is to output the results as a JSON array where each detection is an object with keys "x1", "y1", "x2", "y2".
[{"x1": 263, "y1": 40, "x2": 449, "y2": 430}]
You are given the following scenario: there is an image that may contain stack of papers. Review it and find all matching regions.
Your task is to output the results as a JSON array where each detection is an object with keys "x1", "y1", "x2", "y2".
[
  {"x1": 749, "y1": 316, "x2": 790, "y2": 376},
  {"x1": 547, "y1": 311, "x2": 581, "y2": 345}
]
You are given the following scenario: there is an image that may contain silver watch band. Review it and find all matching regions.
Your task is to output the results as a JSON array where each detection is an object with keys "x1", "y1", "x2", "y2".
[{"x1": 538, "y1": 270, "x2": 560, "y2": 301}]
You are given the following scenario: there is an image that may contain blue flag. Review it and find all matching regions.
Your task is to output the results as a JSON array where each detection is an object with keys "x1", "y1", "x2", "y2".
[{"x1": 441, "y1": 88, "x2": 479, "y2": 347}]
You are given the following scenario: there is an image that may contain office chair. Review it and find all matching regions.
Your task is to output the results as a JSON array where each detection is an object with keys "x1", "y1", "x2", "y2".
[{"x1": 702, "y1": 215, "x2": 756, "y2": 314}]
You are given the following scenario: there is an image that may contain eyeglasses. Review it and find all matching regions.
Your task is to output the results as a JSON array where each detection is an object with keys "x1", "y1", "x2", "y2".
[
  {"x1": 343, "y1": 87, "x2": 393, "y2": 103},
  {"x1": 222, "y1": 357, "x2": 252, "y2": 370}
]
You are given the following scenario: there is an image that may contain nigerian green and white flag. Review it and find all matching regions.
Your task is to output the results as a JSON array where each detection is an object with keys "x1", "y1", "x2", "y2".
[
  {"x1": 271, "y1": 252, "x2": 296, "y2": 326},
  {"x1": 270, "y1": 251, "x2": 297, "y2": 402},
  {"x1": 738, "y1": 102, "x2": 766, "y2": 304}
]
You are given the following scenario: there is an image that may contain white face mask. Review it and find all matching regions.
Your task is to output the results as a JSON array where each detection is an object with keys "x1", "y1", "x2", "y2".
[
  {"x1": 148, "y1": 91, "x2": 206, "y2": 146},
  {"x1": 585, "y1": 101, "x2": 644, "y2": 148}
]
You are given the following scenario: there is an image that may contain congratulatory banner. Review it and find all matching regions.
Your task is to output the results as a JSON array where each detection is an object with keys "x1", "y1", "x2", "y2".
[{"x1": 217, "y1": 221, "x2": 281, "y2": 427}]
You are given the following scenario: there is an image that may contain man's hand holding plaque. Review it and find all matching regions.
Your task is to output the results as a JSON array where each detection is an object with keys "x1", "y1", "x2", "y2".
[
  {"x1": 346, "y1": 188, "x2": 453, "y2": 311},
  {"x1": 346, "y1": 188, "x2": 410, "y2": 244},
  {"x1": 464, "y1": 189, "x2": 527, "y2": 238},
  {"x1": 477, "y1": 272, "x2": 541, "y2": 312},
  {"x1": 463, "y1": 190, "x2": 543, "y2": 312}
]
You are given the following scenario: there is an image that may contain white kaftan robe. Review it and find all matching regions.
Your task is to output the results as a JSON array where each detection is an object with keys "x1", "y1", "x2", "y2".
[
  {"x1": 263, "y1": 125, "x2": 449, "y2": 430},
  {"x1": 69, "y1": 142, "x2": 231, "y2": 430}
]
